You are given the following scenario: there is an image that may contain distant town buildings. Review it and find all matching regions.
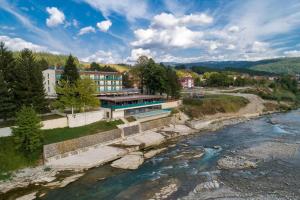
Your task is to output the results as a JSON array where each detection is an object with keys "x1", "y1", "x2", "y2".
[{"x1": 179, "y1": 75, "x2": 194, "y2": 89}]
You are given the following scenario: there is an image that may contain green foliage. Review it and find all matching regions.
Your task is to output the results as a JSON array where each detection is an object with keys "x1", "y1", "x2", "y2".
[
  {"x1": 12, "y1": 107, "x2": 43, "y2": 154},
  {"x1": 90, "y1": 62, "x2": 117, "y2": 72},
  {"x1": 0, "y1": 137, "x2": 40, "y2": 177},
  {"x1": 165, "y1": 66, "x2": 181, "y2": 99},
  {"x1": 43, "y1": 120, "x2": 123, "y2": 144},
  {"x1": 205, "y1": 72, "x2": 234, "y2": 87},
  {"x1": 0, "y1": 72, "x2": 15, "y2": 120},
  {"x1": 132, "y1": 56, "x2": 181, "y2": 98},
  {"x1": 54, "y1": 78, "x2": 100, "y2": 113},
  {"x1": 61, "y1": 55, "x2": 79, "y2": 84},
  {"x1": 53, "y1": 80, "x2": 78, "y2": 113},
  {"x1": 182, "y1": 95, "x2": 249, "y2": 118},
  {"x1": 76, "y1": 78, "x2": 100, "y2": 112},
  {"x1": 13, "y1": 49, "x2": 48, "y2": 112},
  {"x1": 122, "y1": 72, "x2": 133, "y2": 88},
  {"x1": 251, "y1": 57, "x2": 300, "y2": 74},
  {"x1": 13, "y1": 51, "x2": 80, "y2": 67}
]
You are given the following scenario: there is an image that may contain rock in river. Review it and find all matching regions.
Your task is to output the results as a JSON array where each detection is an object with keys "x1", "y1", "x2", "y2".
[
  {"x1": 111, "y1": 152, "x2": 144, "y2": 170},
  {"x1": 217, "y1": 155, "x2": 257, "y2": 169}
]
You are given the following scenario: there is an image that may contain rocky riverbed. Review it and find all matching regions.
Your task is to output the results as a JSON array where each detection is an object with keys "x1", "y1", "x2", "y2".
[{"x1": 37, "y1": 109, "x2": 300, "y2": 200}]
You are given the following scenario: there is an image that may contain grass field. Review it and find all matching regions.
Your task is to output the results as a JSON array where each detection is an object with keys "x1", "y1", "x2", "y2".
[
  {"x1": 43, "y1": 120, "x2": 123, "y2": 144},
  {"x1": 0, "y1": 120, "x2": 123, "y2": 178},
  {"x1": 182, "y1": 95, "x2": 249, "y2": 118}
]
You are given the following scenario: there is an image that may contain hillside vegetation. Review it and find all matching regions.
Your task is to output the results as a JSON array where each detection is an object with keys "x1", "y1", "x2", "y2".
[
  {"x1": 181, "y1": 95, "x2": 249, "y2": 118},
  {"x1": 13, "y1": 52, "x2": 80, "y2": 67},
  {"x1": 251, "y1": 57, "x2": 300, "y2": 74}
]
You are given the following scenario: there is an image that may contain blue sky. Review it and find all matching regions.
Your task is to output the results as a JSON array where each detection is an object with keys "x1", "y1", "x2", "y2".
[{"x1": 1, "y1": 0, "x2": 300, "y2": 64}]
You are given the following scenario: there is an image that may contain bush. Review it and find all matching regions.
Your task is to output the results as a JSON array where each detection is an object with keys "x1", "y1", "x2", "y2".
[{"x1": 12, "y1": 107, "x2": 43, "y2": 155}]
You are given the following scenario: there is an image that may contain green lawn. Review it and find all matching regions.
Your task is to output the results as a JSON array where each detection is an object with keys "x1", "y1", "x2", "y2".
[
  {"x1": 182, "y1": 95, "x2": 249, "y2": 118},
  {"x1": 43, "y1": 120, "x2": 123, "y2": 144},
  {"x1": 0, "y1": 120, "x2": 123, "y2": 177}
]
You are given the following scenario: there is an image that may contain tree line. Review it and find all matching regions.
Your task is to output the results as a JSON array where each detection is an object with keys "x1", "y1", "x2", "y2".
[
  {"x1": 131, "y1": 56, "x2": 181, "y2": 99},
  {"x1": 0, "y1": 42, "x2": 48, "y2": 120}
]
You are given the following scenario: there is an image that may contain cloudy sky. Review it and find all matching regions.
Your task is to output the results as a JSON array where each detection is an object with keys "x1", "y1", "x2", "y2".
[{"x1": 1, "y1": 0, "x2": 300, "y2": 64}]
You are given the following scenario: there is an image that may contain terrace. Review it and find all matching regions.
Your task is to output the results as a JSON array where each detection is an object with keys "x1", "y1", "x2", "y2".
[{"x1": 100, "y1": 95, "x2": 165, "y2": 110}]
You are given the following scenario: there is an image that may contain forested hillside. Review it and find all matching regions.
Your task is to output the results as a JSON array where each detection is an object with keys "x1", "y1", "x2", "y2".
[
  {"x1": 12, "y1": 52, "x2": 80, "y2": 67},
  {"x1": 251, "y1": 57, "x2": 300, "y2": 74}
]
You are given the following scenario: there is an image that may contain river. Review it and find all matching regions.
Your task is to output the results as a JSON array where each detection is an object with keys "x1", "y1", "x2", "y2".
[{"x1": 40, "y1": 110, "x2": 300, "y2": 200}]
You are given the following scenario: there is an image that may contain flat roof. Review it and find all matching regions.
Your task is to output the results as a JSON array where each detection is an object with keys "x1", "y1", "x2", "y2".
[
  {"x1": 99, "y1": 95, "x2": 163, "y2": 102},
  {"x1": 47, "y1": 69, "x2": 120, "y2": 75}
]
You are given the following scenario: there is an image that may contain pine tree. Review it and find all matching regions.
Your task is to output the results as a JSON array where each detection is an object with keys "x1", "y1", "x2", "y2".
[
  {"x1": 0, "y1": 42, "x2": 16, "y2": 118},
  {"x1": 13, "y1": 49, "x2": 48, "y2": 112},
  {"x1": 61, "y1": 55, "x2": 79, "y2": 84},
  {"x1": 0, "y1": 72, "x2": 15, "y2": 120},
  {"x1": 0, "y1": 42, "x2": 15, "y2": 82},
  {"x1": 12, "y1": 106, "x2": 43, "y2": 154},
  {"x1": 165, "y1": 67, "x2": 181, "y2": 99}
]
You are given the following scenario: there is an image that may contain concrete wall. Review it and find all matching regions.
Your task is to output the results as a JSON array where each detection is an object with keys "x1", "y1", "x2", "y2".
[
  {"x1": 0, "y1": 117, "x2": 68, "y2": 137},
  {"x1": 112, "y1": 110, "x2": 125, "y2": 119},
  {"x1": 41, "y1": 117, "x2": 68, "y2": 130},
  {"x1": 161, "y1": 100, "x2": 182, "y2": 109},
  {"x1": 67, "y1": 110, "x2": 105, "y2": 128},
  {"x1": 43, "y1": 69, "x2": 56, "y2": 97},
  {"x1": 140, "y1": 116, "x2": 173, "y2": 132},
  {"x1": 0, "y1": 127, "x2": 12, "y2": 137},
  {"x1": 43, "y1": 129, "x2": 122, "y2": 161}
]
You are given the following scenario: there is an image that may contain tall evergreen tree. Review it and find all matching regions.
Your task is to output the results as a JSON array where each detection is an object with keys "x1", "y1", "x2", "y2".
[
  {"x1": 12, "y1": 106, "x2": 43, "y2": 154},
  {"x1": 0, "y1": 71, "x2": 15, "y2": 120},
  {"x1": 165, "y1": 67, "x2": 181, "y2": 99},
  {"x1": 61, "y1": 55, "x2": 79, "y2": 84},
  {"x1": 13, "y1": 49, "x2": 47, "y2": 112},
  {"x1": 0, "y1": 42, "x2": 15, "y2": 87}
]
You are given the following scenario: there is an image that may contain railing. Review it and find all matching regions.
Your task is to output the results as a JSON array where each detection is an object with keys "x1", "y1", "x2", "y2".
[{"x1": 101, "y1": 100, "x2": 165, "y2": 109}]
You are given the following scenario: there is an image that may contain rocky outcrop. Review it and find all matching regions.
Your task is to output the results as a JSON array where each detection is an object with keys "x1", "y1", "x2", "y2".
[
  {"x1": 217, "y1": 155, "x2": 257, "y2": 169},
  {"x1": 144, "y1": 148, "x2": 167, "y2": 159},
  {"x1": 0, "y1": 166, "x2": 57, "y2": 194},
  {"x1": 111, "y1": 152, "x2": 144, "y2": 170}
]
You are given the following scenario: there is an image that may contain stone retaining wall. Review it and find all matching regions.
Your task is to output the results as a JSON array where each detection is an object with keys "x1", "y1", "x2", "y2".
[
  {"x1": 43, "y1": 129, "x2": 122, "y2": 161},
  {"x1": 141, "y1": 116, "x2": 173, "y2": 132},
  {"x1": 123, "y1": 125, "x2": 140, "y2": 137}
]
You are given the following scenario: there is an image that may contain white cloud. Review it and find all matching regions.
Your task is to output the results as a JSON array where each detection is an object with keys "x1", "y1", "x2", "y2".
[
  {"x1": 228, "y1": 26, "x2": 240, "y2": 33},
  {"x1": 81, "y1": 50, "x2": 122, "y2": 64},
  {"x1": 250, "y1": 41, "x2": 269, "y2": 53},
  {"x1": 0, "y1": 35, "x2": 48, "y2": 51},
  {"x1": 78, "y1": 26, "x2": 96, "y2": 35},
  {"x1": 83, "y1": 0, "x2": 148, "y2": 21},
  {"x1": 46, "y1": 7, "x2": 65, "y2": 27},
  {"x1": 96, "y1": 20, "x2": 112, "y2": 32},
  {"x1": 152, "y1": 12, "x2": 213, "y2": 28},
  {"x1": 284, "y1": 50, "x2": 300, "y2": 57},
  {"x1": 132, "y1": 26, "x2": 203, "y2": 49},
  {"x1": 126, "y1": 48, "x2": 153, "y2": 62}
]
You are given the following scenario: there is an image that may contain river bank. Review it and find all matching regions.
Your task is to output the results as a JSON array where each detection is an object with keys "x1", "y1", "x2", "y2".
[
  {"x1": 0, "y1": 92, "x2": 297, "y2": 199},
  {"x1": 39, "y1": 109, "x2": 300, "y2": 200}
]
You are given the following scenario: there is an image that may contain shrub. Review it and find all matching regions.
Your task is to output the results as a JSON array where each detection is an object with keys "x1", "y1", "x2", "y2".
[{"x1": 12, "y1": 106, "x2": 43, "y2": 155}]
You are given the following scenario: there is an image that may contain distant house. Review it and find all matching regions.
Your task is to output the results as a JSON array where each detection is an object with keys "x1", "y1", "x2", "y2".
[{"x1": 179, "y1": 75, "x2": 194, "y2": 89}]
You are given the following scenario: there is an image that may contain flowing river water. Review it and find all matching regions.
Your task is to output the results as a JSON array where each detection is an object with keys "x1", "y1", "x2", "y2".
[{"x1": 40, "y1": 110, "x2": 300, "y2": 200}]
